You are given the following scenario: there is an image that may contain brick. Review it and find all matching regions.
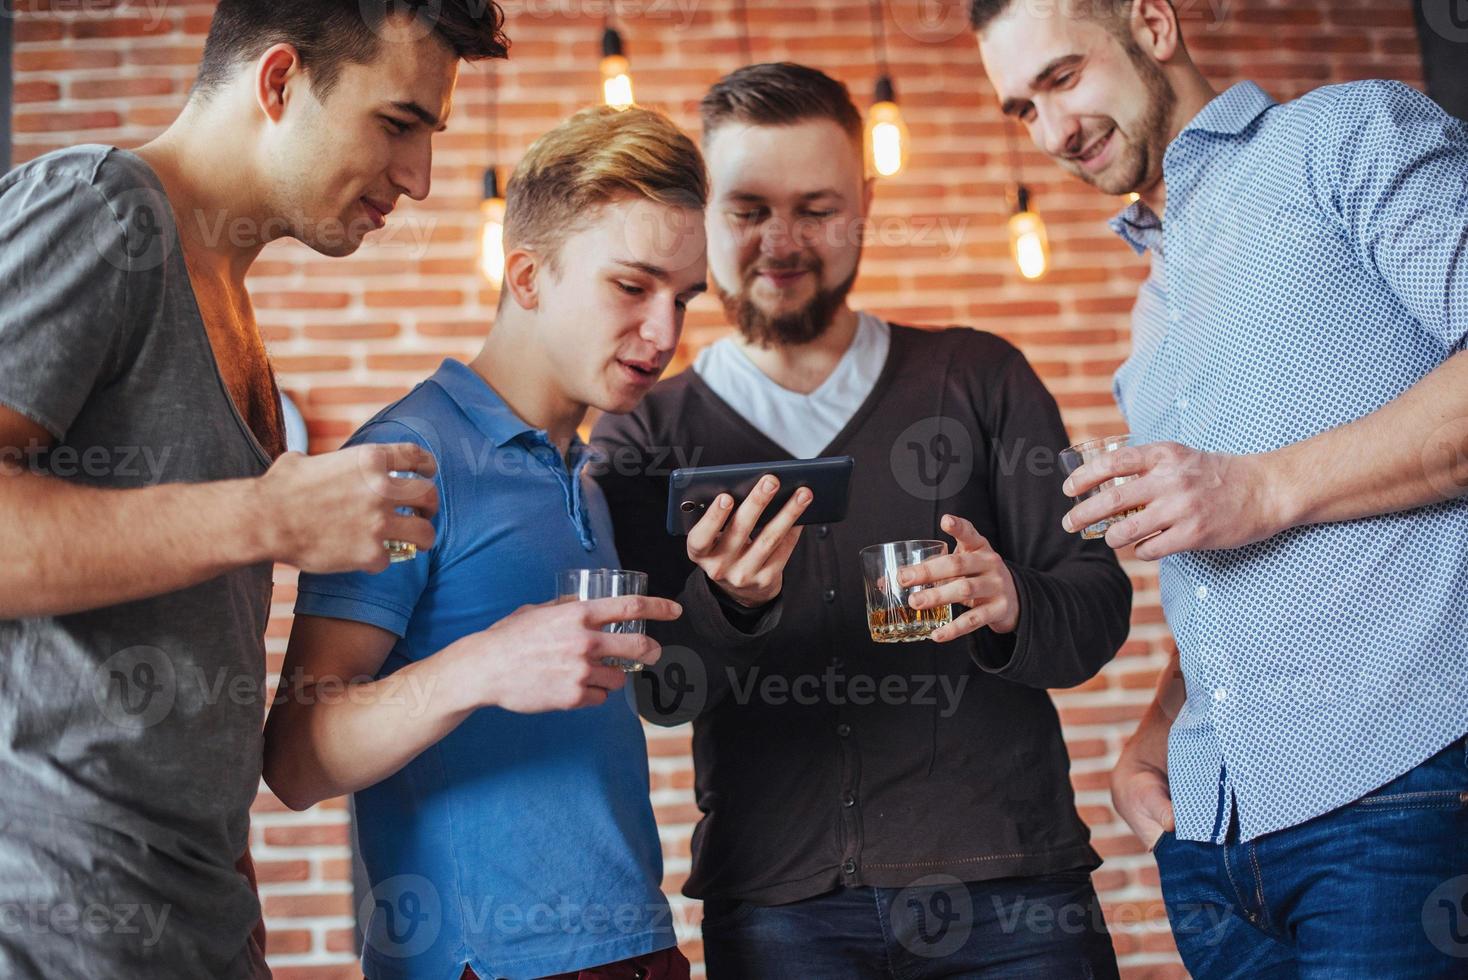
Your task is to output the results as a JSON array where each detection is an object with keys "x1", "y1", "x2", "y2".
[
  {"x1": 13, "y1": 80, "x2": 62, "y2": 103},
  {"x1": 304, "y1": 322, "x2": 402, "y2": 341},
  {"x1": 270, "y1": 967, "x2": 361, "y2": 980},
  {"x1": 15, "y1": 48, "x2": 122, "y2": 71},
  {"x1": 262, "y1": 928, "x2": 313, "y2": 955},
  {"x1": 262, "y1": 824, "x2": 351, "y2": 847},
  {"x1": 71, "y1": 76, "x2": 176, "y2": 100},
  {"x1": 71, "y1": 16, "x2": 177, "y2": 40},
  {"x1": 13, "y1": 110, "x2": 122, "y2": 133},
  {"x1": 364, "y1": 290, "x2": 465, "y2": 308},
  {"x1": 262, "y1": 891, "x2": 353, "y2": 919}
]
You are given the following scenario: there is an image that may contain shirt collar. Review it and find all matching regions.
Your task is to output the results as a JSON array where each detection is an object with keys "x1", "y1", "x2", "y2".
[
  {"x1": 427, "y1": 358, "x2": 585, "y2": 456},
  {"x1": 1108, "y1": 199, "x2": 1164, "y2": 256},
  {"x1": 1180, "y1": 80, "x2": 1276, "y2": 138}
]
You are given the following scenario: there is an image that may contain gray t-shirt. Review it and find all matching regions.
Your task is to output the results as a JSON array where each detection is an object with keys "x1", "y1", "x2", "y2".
[{"x1": 0, "y1": 146, "x2": 274, "y2": 978}]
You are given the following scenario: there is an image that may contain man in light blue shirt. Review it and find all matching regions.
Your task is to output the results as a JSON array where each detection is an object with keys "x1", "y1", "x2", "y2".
[
  {"x1": 974, "y1": 0, "x2": 1468, "y2": 974},
  {"x1": 262, "y1": 106, "x2": 810, "y2": 980}
]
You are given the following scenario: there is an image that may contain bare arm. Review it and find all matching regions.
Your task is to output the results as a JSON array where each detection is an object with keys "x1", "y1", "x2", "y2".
[
  {"x1": 0, "y1": 404, "x2": 439, "y2": 619},
  {"x1": 263, "y1": 595, "x2": 680, "y2": 811},
  {"x1": 1062, "y1": 349, "x2": 1468, "y2": 561}
]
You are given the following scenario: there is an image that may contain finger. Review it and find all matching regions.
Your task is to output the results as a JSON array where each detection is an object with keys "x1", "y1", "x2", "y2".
[
  {"x1": 385, "y1": 474, "x2": 440, "y2": 518},
  {"x1": 909, "y1": 575, "x2": 997, "y2": 612},
  {"x1": 737, "y1": 487, "x2": 812, "y2": 571},
  {"x1": 380, "y1": 442, "x2": 438, "y2": 480},
  {"x1": 718, "y1": 475, "x2": 783, "y2": 553},
  {"x1": 1103, "y1": 497, "x2": 1175, "y2": 551},
  {"x1": 572, "y1": 687, "x2": 610, "y2": 709},
  {"x1": 593, "y1": 633, "x2": 662, "y2": 667},
  {"x1": 585, "y1": 665, "x2": 629, "y2": 692},
  {"x1": 382, "y1": 515, "x2": 436, "y2": 552},
  {"x1": 1133, "y1": 527, "x2": 1189, "y2": 562},
  {"x1": 1061, "y1": 442, "x2": 1155, "y2": 498},
  {"x1": 929, "y1": 601, "x2": 1000, "y2": 643},
  {"x1": 1063, "y1": 473, "x2": 1153, "y2": 534},
  {"x1": 580, "y1": 595, "x2": 682, "y2": 629},
  {"x1": 898, "y1": 551, "x2": 983, "y2": 588},
  {"x1": 939, "y1": 514, "x2": 990, "y2": 553},
  {"x1": 685, "y1": 494, "x2": 735, "y2": 559}
]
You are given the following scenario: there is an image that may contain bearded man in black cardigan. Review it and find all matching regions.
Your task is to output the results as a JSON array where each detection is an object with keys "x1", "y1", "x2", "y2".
[{"x1": 592, "y1": 62, "x2": 1132, "y2": 979}]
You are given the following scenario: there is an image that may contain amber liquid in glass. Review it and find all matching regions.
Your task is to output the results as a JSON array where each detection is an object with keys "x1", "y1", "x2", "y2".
[{"x1": 868, "y1": 602, "x2": 953, "y2": 643}]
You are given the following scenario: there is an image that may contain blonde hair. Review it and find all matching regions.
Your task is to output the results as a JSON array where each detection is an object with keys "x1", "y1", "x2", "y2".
[{"x1": 503, "y1": 105, "x2": 708, "y2": 269}]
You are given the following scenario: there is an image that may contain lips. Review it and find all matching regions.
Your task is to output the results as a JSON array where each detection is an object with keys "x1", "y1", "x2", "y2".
[
  {"x1": 617, "y1": 358, "x2": 661, "y2": 385},
  {"x1": 1075, "y1": 128, "x2": 1115, "y2": 171},
  {"x1": 756, "y1": 267, "x2": 810, "y2": 288},
  {"x1": 360, "y1": 197, "x2": 393, "y2": 229}
]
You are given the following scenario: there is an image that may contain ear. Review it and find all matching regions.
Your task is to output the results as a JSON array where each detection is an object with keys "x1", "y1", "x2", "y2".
[
  {"x1": 1131, "y1": 0, "x2": 1183, "y2": 63},
  {"x1": 255, "y1": 42, "x2": 305, "y2": 124},
  {"x1": 503, "y1": 247, "x2": 542, "y2": 312}
]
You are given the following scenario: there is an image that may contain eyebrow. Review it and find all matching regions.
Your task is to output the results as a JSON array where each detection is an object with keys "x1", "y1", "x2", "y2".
[
  {"x1": 725, "y1": 189, "x2": 844, "y2": 204},
  {"x1": 614, "y1": 260, "x2": 708, "y2": 294},
  {"x1": 1000, "y1": 54, "x2": 1083, "y2": 117},
  {"x1": 390, "y1": 100, "x2": 448, "y2": 132}
]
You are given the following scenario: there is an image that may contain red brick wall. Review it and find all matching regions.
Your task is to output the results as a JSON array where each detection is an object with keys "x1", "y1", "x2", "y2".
[{"x1": 8, "y1": 1, "x2": 1425, "y2": 976}]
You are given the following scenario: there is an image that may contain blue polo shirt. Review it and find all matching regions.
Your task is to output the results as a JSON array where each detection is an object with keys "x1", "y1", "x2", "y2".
[{"x1": 295, "y1": 359, "x2": 675, "y2": 980}]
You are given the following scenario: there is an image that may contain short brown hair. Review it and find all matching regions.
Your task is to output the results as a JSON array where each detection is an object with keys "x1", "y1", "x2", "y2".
[
  {"x1": 504, "y1": 105, "x2": 708, "y2": 269},
  {"x1": 969, "y1": 0, "x2": 1137, "y2": 34},
  {"x1": 192, "y1": 0, "x2": 509, "y2": 100},
  {"x1": 700, "y1": 62, "x2": 863, "y2": 149}
]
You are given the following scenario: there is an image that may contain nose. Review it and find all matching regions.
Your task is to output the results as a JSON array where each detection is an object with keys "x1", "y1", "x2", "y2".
[
  {"x1": 640, "y1": 298, "x2": 681, "y2": 353},
  {"x1": 1035, "y1": 107, "x2": 1083, "y2": 160},
  {"x1": 390, "y1": 135, "x2": 433, "y2": 203},
  {"x1": 758, "y1": 216, "x2": 800, "y2": 264}
]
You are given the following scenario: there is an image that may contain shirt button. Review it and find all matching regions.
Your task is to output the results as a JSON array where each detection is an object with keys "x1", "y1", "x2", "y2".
[
  {"x1": 816, "y1": 525, "x2": 831, "y2": 539},
  {"x1": 841, "y1": 792, "x2": 855, "y2": 808},
  {"x1": 841, "y1": 859, "x2": 857, "y2": 875},
  {"x1": 1195, "y1": 585, "x2": 1209, "y2": 600},
  {"x1": 1176, "y1": 396, "x2": 1189, "y2": 411},
  {"x1": 1169, "y1": 308, "x2": 1181, "y2": 324},
  {"x1": 837, "y1": 723, "x2": 852, "y2": 737},
  {"x1": 823, "y1": 589, "x2": 837, "y2": 603},
  {"x1": 1213, "y1": 687, "x2": 1227, "y2": 703}
]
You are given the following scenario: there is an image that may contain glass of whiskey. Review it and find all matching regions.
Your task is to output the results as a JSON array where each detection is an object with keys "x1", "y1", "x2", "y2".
[
  {"x1": 1059, "y1": 434, "x2": 1145, "y2": 540},
  {"x1": 860, "y1": 540, "x2": 954, "y2": 643}
]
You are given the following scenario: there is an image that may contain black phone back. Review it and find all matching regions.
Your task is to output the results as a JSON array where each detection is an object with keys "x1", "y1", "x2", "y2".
[{"x1": 665, "y1": 456, "x2": 856, "y2": 536}]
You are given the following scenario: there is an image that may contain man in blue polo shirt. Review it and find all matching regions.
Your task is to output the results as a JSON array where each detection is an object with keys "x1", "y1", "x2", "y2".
[
  {"x1": 973, "y1": 0, "x2": 1468, "y2": 975},
  {"x1": 262, "y1": 106, "x2": 810, "y2": 980}
]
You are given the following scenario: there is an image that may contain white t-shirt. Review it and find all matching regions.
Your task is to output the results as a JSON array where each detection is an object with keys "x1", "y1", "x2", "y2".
[{"x1": 693, "y1": 311, "x2": 891, "y2": 459}]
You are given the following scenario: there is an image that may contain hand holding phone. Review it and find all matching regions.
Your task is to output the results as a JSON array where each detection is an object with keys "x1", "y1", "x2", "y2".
[{"x1": 685, "y1": 472, "x2": 811, "y2": 608}]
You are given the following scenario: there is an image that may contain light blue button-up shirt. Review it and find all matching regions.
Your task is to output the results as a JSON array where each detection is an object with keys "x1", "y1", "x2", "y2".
[{"x1": 1109, "y1": 80, "x2": 1468, "y2": 844}]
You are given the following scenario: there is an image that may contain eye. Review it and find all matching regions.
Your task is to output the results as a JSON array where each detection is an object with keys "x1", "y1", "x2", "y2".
[
  {"x1": 675, "y1": 297, "x2": 689, "y2": 312},
  {"x1": 382, "y1": 116, "x2": 411, "y2": 135},
  {"x1": 802, "y1": 209, "x2": 836, "y2": 219},
  {"x1": 1054, "y1": 71, "x2": 1076, "y2": 87},
  {"x1": 615, "y1": 281, "x2": 645, "y2": 296},
  {"x1": 731, "y1": 208, "x2": 767, "y2": 223}
]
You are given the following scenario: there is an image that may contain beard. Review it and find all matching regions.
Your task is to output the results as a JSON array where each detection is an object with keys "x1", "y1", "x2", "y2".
[
  {"x1": 715, "y1": 256, "x2": 860, "y2": 349},
  {"x1": 1069, "y1": 42, "x2": 1177, "y2": 196}
]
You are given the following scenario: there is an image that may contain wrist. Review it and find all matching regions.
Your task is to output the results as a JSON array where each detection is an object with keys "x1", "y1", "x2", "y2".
[
  {"x1": 1253, "y1": 448, "x2": 1305, "y2": 535},
  {"x1": 435, "y1": 636, "x2": 499, "y2": 714},
  {"x1": 239, "y1": 476, "x2": 282, "y2": 565}
]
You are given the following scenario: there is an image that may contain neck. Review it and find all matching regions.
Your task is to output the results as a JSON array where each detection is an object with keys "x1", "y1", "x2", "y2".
[
  {"x1": 1138, "y1": 66, "x2": 1219, "y2": 217},
  {"x1": 734, "y1": 303, "x2": 861, "y2": 395},
  {"x1": 133, "y1": 102, "x2": 270, "y2": 286},
  {"x1": 470, "y1": 312, "x2": 587, "y2": 455}
]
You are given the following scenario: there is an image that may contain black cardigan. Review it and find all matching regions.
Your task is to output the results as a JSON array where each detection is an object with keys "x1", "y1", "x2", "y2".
[{"x1": 591, "y1": 323, "x2": 1133, "y2": 905}]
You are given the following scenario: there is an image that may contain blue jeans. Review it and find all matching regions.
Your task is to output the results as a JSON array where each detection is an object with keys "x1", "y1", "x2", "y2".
[
  {"x1": 1154, "y1": 734, "x2": 1468, "y2": 979},
  {"x1": 700, "y1": 873, "x2": 1120, "y2": 979}
]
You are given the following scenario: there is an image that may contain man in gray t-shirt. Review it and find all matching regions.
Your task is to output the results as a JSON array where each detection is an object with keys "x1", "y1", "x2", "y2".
[{"x1": 0, "y1": 3, "x2": 510, "y2": 976}]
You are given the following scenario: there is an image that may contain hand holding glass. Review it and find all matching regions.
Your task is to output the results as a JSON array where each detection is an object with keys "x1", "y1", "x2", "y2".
[
  {"x1": 557, "y1": 569, "x2": 649, "y2": 672},
  {"x1": 1059, "y1": 435, "x2": 1145, "y2": 540}
]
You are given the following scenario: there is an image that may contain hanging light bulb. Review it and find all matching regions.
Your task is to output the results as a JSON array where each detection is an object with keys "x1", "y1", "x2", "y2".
[
  {"x1": 1126, "y1": 191, "x2": 1140, "y2": 203},
  {"x1": 1009, "y1": 185, "x2": 1050, "y2": 281},
  {"x1": 479, "y1": 167, "x2": 506, "y2": 288},
  {"x1": 600, "y1": 27, "x2": 635, "y2": 110},
  {"x1": 866, "y1": 75, "x2": 909, "y2": 178}
]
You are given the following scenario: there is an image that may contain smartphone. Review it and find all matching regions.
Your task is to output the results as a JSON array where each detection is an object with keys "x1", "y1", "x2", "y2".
[{"x1": 665, "y1": 456, "x2": 856, "y2": 536}]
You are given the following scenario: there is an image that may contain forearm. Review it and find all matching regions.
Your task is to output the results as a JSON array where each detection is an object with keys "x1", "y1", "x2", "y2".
[
  {"x1": 0, "y1": 469, "x2": 271, "y2": 618},
  {"x1": 1123, "y1": 647, "x2": 1184, "y2": 767},
  {"x1": 1268, "y1": 349, "x2": 1468, "y2": 529},
  {"x1": 263, "y1": 642, "x2": 479, "y2": 810}
]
